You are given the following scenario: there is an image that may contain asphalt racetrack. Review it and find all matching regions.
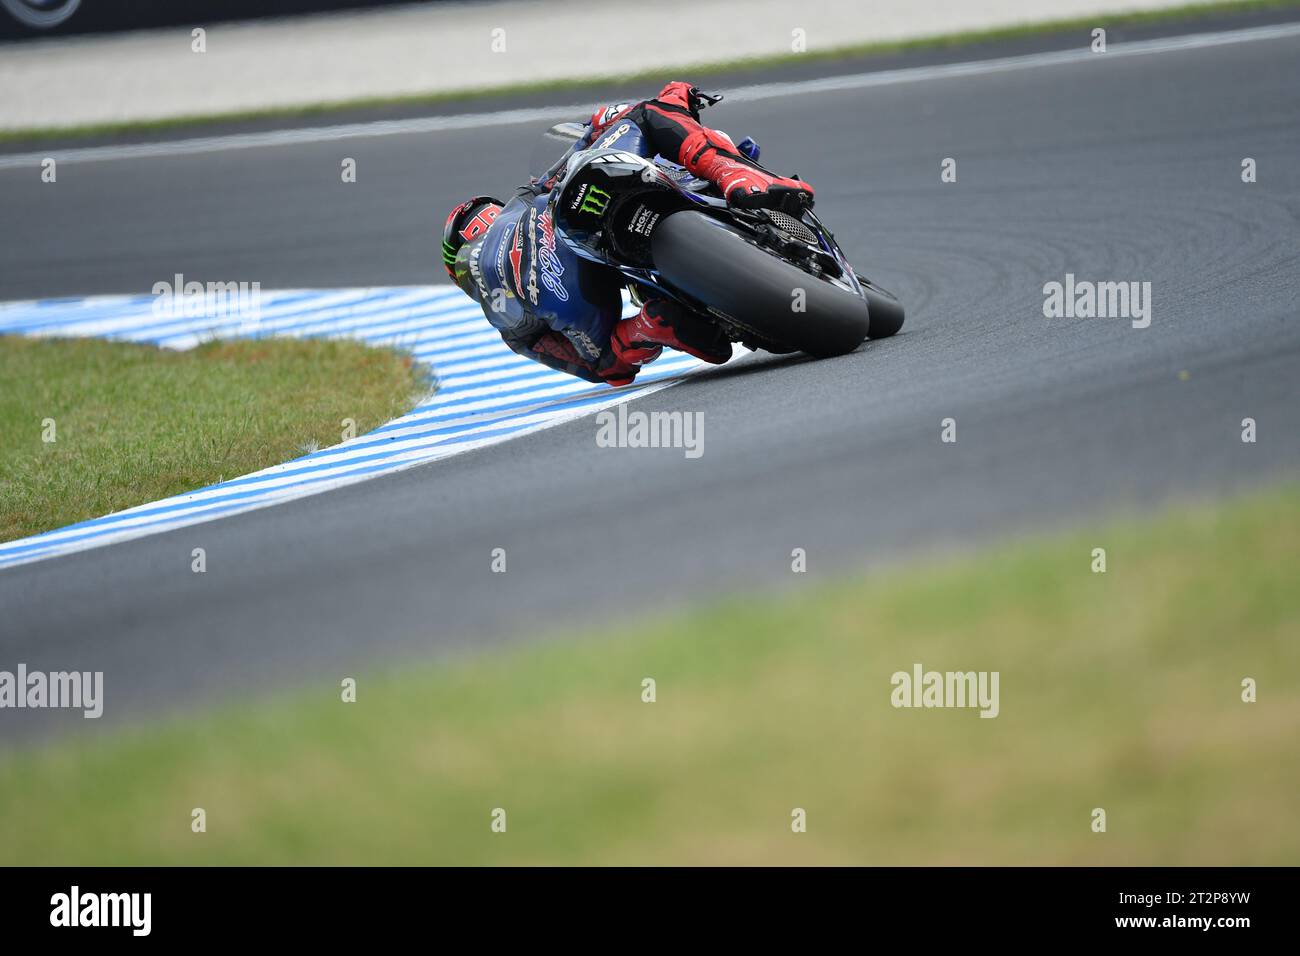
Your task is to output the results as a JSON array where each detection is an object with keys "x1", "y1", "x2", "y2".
[{"x1": 1, "y1": 19, "x2": 1297, "y2": 744}]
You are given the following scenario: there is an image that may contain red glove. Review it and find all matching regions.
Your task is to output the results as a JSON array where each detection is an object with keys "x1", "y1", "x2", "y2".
[
  {"x1": 596, "y1": 328, "x2": 659, "y2": 386},
  {"x1": 587, "y1": 102, "x2": 632, "y2": 139}
]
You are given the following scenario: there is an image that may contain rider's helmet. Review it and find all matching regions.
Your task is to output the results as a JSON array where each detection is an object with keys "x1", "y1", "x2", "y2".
[{"x1": 441, "y1": 196, "x2": 505, "y2": 298}]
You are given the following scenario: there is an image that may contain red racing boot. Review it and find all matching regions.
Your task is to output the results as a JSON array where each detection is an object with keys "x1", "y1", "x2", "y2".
[
  {"x1": 637, "y1": 82, "x2": 815, "y2": 214},
  {"x1": 681, "y1": 127, "x2": 815, "y2": 214}
]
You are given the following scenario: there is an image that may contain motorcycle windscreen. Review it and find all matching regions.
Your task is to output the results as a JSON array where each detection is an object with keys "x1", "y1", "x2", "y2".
[{"x1": 527, "y1": 122, "x2": 585, "y2": 182}]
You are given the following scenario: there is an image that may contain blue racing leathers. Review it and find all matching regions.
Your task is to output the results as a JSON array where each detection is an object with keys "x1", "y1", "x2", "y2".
[{"x1": 455, "y1": 117, "x2": 654, "y2": 383}]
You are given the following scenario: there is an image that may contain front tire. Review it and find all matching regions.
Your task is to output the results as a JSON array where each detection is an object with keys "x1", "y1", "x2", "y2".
[{"x1": 651, "y1": 211, "x2": 871, "y2": 357}]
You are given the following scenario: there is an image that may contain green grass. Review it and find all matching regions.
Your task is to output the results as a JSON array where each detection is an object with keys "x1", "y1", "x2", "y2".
[
  {"x1": 3, "y1": 0, "x2": 1295, "y2": 143},
  {"x1": 0, "y1": 336, "x2": 428, "y2": 542},
  {"x1": 1, "y1": 482, "x2": 1295, "y2": 865}
]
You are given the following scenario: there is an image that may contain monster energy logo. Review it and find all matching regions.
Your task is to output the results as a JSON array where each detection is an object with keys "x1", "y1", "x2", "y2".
[{"x1": 579, "y1": 186, "x2": 611, "y2": 216}]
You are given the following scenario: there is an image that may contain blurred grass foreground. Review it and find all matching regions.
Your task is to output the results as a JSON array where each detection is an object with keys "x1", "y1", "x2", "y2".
[{"x1": 0, "y1": 483, "x2": 1295, "y2": 864}]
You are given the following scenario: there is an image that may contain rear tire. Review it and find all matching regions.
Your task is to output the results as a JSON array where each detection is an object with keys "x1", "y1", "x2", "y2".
[{"x1": 651, "y1": 211, "x2": 871, "y2": 357}]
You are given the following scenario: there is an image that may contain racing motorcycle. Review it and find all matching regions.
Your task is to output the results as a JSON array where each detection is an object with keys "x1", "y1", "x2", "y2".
[{"x1": 538, "y1": 109, "x2": 904, "y2": 358}]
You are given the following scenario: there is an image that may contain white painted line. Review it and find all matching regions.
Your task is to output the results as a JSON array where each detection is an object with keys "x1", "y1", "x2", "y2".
[{"x1": 2, "y1": 20, "x2": 1298, "y2": 170}]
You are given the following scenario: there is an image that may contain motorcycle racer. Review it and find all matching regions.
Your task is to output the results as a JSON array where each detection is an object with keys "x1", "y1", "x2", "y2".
[{"x1": 441, "y1": 81, "x2": 815, "y2": 386}]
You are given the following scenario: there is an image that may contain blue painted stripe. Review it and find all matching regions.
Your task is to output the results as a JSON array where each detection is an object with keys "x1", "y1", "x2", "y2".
[
  {"x1": 0, "y1": 290, "x2": 332, "y2": 335},
  {"x1": 0, "y1": 394, "x2": 635, "y2": 559},
  {"x1": 0, "y1": 286, "x2": 715, "y2": 567}
]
